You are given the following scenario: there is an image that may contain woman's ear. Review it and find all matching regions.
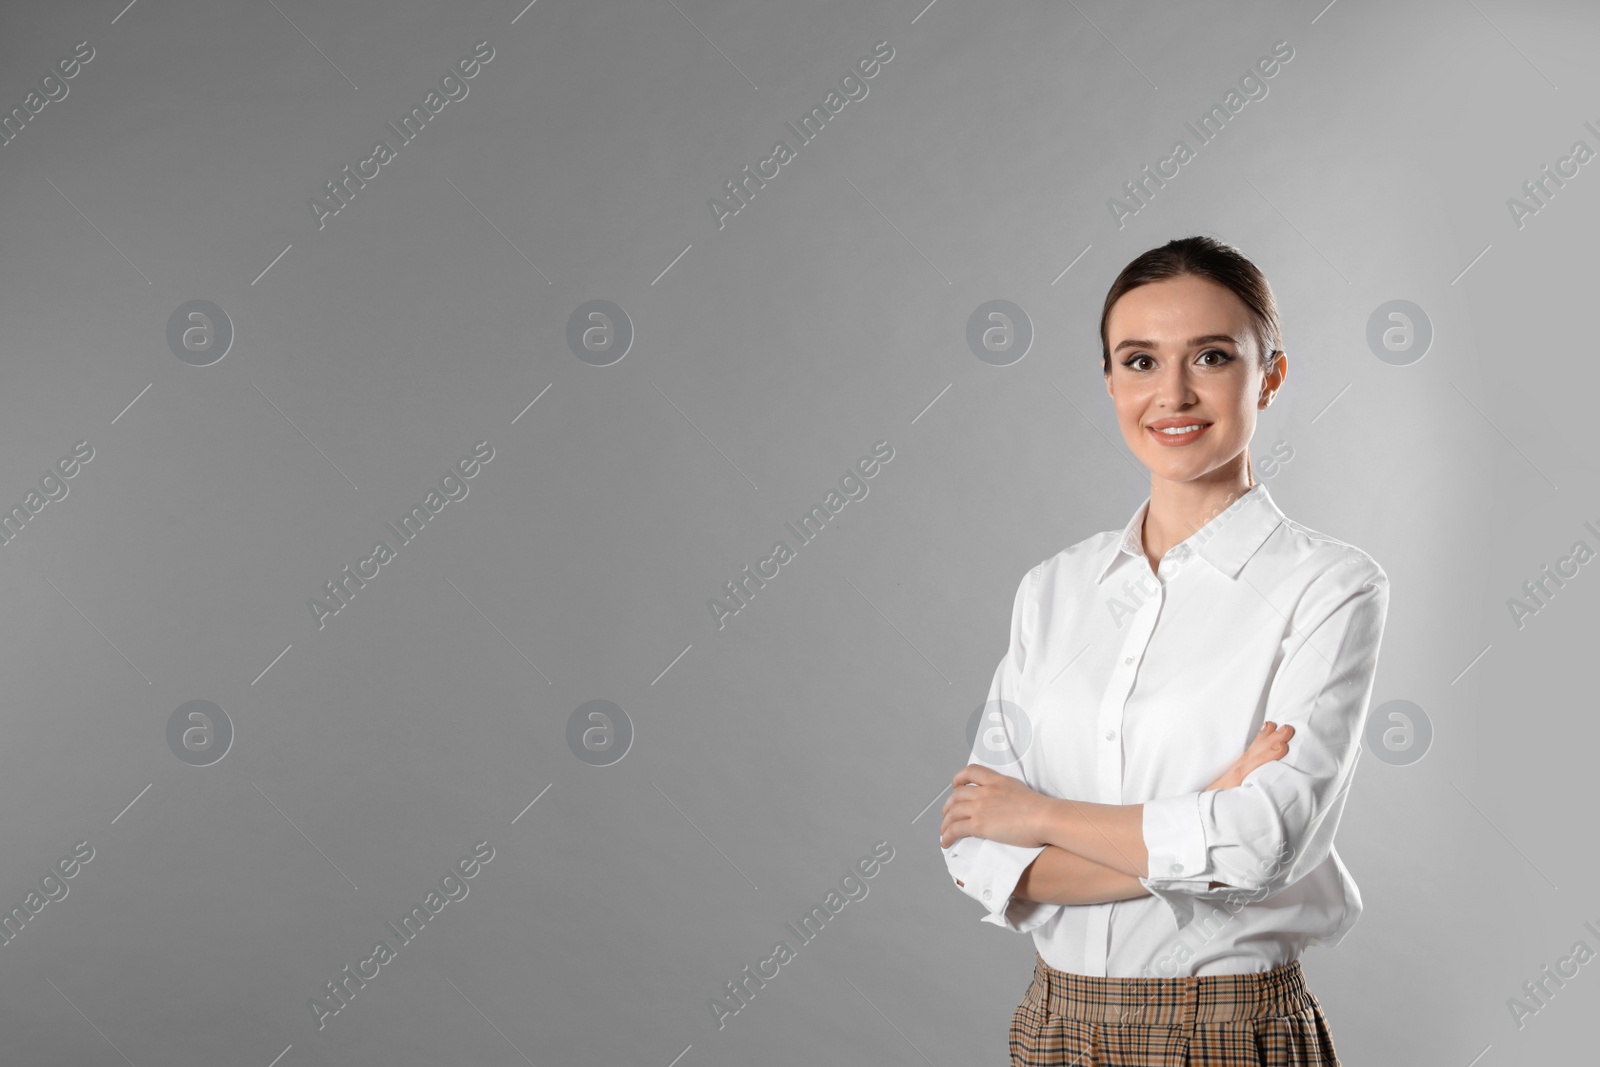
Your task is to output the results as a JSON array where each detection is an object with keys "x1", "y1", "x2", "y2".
[{"x1": 1257, "y1": 349, "x2": 1285, "y2": 408}]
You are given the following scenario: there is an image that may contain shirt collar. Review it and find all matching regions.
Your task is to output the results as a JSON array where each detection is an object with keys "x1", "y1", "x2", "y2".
[{"x1": 1096, "y1": 483, "x2": 1284, "y2": 584}]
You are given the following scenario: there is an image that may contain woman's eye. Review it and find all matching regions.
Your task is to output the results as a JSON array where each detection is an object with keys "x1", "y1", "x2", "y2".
[{"x1": 1121, "y1": 350, "x2": 1232, "y2": 371}]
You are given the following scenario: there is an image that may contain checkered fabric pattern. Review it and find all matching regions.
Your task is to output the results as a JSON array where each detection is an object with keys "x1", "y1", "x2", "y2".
[{"x1": 1008, "y1": 952, "x2": 1341, "y2": 1066}]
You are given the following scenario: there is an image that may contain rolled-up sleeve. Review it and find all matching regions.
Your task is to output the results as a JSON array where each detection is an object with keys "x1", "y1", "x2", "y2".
[
  {"x1": 941, "y1": 564, "x2": 1062, "y2": 934},
  {"x1": 1138, "y1": 554, "x2": 1390, "y2": 931}
]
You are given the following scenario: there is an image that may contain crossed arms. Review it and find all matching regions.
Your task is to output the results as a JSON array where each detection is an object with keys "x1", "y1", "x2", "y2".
[
  {"x1": 941, "y1": 555, "x2": 1389, "y2": 920},
  {"x1": 940, "y1": 722, "x2": 1294, "y2": 905}
]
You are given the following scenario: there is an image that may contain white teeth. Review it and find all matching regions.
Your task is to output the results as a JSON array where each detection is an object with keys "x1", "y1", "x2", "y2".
[{"x1": 1154, "y1": 424, "x2": 1205, "y2": 434}]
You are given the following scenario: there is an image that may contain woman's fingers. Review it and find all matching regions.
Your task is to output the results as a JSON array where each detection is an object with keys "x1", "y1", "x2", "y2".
[
  {"x1": 1206, "y1": 723, "x2": 1294, "y2": 792},
  {"x1": 1237, "y1": 722, "x2": 1294, "y2": 770}
]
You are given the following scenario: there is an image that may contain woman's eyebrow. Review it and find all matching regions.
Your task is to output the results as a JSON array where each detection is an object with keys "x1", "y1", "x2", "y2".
[{"x1": 1112, "y1": 333, "x2": 1239, "y2": 354}]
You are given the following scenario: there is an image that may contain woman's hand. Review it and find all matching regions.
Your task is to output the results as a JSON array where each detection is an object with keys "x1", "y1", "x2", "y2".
[
  {"x1": 1207, "y1": 721, "x2": 1294, "y2": 791},
  {"x1": 938, "y1": 765, "x2": 1055, "y2": 849},
  {"x1": 939, "y1": 722, "x2": 1295, "y2": 851},
  {"x1": 1199, "y1": 723, "x2": 1295, "y2": 890}
]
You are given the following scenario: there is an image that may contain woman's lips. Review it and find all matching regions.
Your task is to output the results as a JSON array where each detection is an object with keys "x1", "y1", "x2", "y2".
[{"x1": 1146, "y1": 422, "x2": 1212, "y2": 446}]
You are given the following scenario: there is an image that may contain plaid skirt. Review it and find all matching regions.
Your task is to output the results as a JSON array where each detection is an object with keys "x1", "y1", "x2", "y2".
[{"x1": 1009, "y1": 952, "x2": 1341, "y2": 1066}]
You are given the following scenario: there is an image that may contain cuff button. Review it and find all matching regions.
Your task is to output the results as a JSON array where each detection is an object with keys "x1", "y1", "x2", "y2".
[{"x1": 1170, "y1": 863, "x2": 1184, "y2": 874}]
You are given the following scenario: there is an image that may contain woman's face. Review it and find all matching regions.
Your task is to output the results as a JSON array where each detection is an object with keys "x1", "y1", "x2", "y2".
[{"x1": 1103, "y1": 274, "x2": 1282, "y2": 488}]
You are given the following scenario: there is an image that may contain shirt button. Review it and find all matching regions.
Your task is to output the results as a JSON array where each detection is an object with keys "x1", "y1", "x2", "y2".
[
  {"x1": 1170, "y1": 863, "x2": 1184, "y2": 874},
  {"x1": 1123, "y1": 656, "x2": 1134, "y2": 665},
  {"x1": 1105, "y1": 730, "x2": 1116, "y2": 741},
  {"x1": 982, "y1": 889, "x2": 992, "y2": 900}
]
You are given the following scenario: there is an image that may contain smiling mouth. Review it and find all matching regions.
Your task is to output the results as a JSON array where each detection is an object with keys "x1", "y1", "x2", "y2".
[{"x1": 1145, "y1": 422, "x2": 1213, "y2": 445}]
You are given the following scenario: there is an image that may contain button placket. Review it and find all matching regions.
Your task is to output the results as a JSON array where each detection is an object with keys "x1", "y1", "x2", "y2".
[
  {"x1": 1097, "y1": 656, "x2": 1130, "y2": 800},
  {"x1": 1086, "y1": 572, "x2": 1165, "y2": 976},
  {"x1": 1104, "y1": 589, "x2": 1161, "y2": 801}
]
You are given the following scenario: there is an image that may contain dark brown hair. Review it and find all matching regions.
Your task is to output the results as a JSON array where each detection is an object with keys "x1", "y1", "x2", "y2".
[{"x1": 1099, "y1": 235, "x2": 1282, "y2": 377}]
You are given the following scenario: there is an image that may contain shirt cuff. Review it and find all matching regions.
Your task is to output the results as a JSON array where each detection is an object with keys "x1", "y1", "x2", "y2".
[
  {"x1": 1140, "y1": 792, "x2": 1214, "y2": 931},
  {"x1": 943, "y1": 837, "x2": 1057, "y2": 933}
]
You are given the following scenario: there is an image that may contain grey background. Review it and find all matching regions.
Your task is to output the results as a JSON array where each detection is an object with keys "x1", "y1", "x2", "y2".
[{"x1": 0, "y1": 0, "x2": 1593, "y2": 1064}]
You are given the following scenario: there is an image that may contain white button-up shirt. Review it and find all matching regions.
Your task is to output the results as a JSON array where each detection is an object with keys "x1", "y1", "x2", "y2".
[{"x1": 941, "y1": 483, "x2": 1390, "y2": 977}]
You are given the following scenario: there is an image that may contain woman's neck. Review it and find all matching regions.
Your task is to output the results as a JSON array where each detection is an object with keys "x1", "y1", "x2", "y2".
[{"x1": 1141, "y1": 472, "x2": 1254, "y2": 571}]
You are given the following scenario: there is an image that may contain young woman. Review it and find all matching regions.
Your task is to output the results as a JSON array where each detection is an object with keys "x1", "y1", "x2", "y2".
[{"x1": 939, "y1": 235, "x2": 1390, "y2": 1066}]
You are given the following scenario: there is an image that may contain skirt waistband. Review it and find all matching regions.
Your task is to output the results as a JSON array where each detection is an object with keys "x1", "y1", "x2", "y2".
[{"x1": 1026, "y1": 951, "x2": 1313, "y2": 1027}]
